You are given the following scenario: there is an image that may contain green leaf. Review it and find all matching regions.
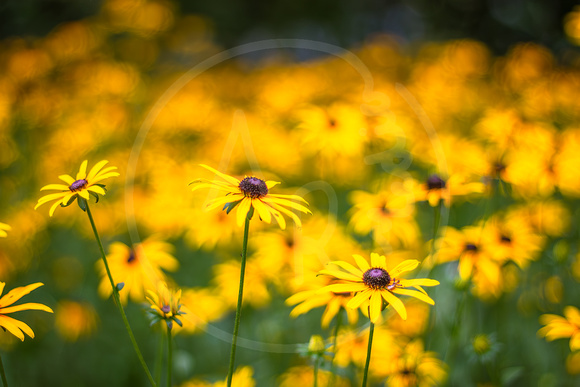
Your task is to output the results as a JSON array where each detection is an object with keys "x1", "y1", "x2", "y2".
[
  {"x1": 60, "y1": 195, "x2": 77, "y2": 208},
  {"x1": 223, "y1": 200, "x2": 241, "y2": 214},
  {"x1": 77, "y1": 197, "x2": 87, "y2": 212}
]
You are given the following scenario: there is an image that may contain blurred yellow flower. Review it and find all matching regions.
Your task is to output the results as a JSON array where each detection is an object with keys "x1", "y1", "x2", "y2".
[
  {"x1": 319, "y1": 253, "x2": 439, "y2": 323},
  {"x1": 35, "y1": 160, "x2": 119, "y2": 216},
  {"x1": 178, "y1": 287, "x2": 228, "y2": 334},
  {"x1": 386, "y1": 339, "x2": 447, "y2": 387},
  {"x1": 277, "y1": 365, "x2": 351, "y2": 387},
  {"x1": 96, "y1": 237, "x2": 179, "y2": 304},
  {"x1": 0, "y1": 222, "x2": 10, "y2": 238},
  {"x1": 146, "y1": 281, "x2": 184, "y2": 330},
  {"x1": 0, "y1": 282, "x2": 53, "y2": 341},
  {"x1": 538, "y1": 306, "x2": 580, "y2": 351},
  {"x1": 348, "y1": 184, "x2": 419, "y2": 248},
  {"x1": 189, "y1": 164, "x2": 311, "y2": 230},
  {"x1": 54, "y1": 300, "x2": 98, "y2": 341},
  {"x1": 412, "y1": 174, "x2": 484, "y2": 207},
  {"x1": 179, "y1": 366, "x2": 255, "y2": 387}
]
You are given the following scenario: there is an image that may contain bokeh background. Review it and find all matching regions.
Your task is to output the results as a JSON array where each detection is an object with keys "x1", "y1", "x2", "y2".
[{"x1": 2, "y1": 0, "x2": 580, "y2": 386}]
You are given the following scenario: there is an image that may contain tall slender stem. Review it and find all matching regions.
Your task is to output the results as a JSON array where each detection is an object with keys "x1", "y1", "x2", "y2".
[
  {"x1": 226, "y1": 215, "x2": 251, "y2": 387},
  {"x1": 313, "y1": 356, "x2": 319, "y2": 387},
  {"x1": 0, "y1": 353, "x2": 8, "y2": 387},
  {"x1": 167, "y1": 325, "x2": 173, "y2": 387},
  {"x1": 361, "y1": 322, "x2": 375, "y2": 387},
  {"x1": 155, "y1": 330, "x2": 164, "y2": 387},
  {"x1": 327, "y1": 308, "x2": 343, "y2": 387},
  {"x1": 85, "y1": 204, "x2": 157, "y2": 387}
]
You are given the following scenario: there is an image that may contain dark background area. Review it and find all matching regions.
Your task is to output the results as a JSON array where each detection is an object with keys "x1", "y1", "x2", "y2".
[{"x1": 1, "y1": 0, "x2": 579, "y2": 58}]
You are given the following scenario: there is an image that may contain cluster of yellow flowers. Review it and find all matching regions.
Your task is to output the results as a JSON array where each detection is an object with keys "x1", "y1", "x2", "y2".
[{"x1": 2, "y1": 0, "x2": 580, "y2": 385}]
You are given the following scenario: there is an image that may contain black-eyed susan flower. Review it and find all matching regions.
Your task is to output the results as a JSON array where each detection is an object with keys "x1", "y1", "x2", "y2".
[
  {"x1": 189, "y1": 164, "x2": 311, "y2": 230},
  {"x1": 0, "y1": 222, "x2": 10, "y2": 238},
  {"x1": 96, "y1": 237, "x2": 179, "y2": 304},
  {"x1": 386, "y1": 339, "x2": 447, "y2": 387},
  {"x1": 35, "y1": 160, "x2": 119, "y2": 216},
  {"x1": 538, "y1": 306, "x2": 580, "y2": 351},
  {"x1": 412, "y1": 173, "x2": 484, "y2": 207},
  {"x1": 319, "y1": 253, "x2": 439, "y2": 323},
  {"x1": 0, "y1": 282, "x2": 53, "y2": 341},
  {"x1": 146, "y1": 282, "x2": 185, "y2": 330}
]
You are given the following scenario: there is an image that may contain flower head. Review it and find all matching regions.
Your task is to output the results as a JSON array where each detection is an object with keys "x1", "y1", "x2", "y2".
[
  {"x1": 97, "y1": 237, "x2": 179, "y2": 304},
  {"x1": 0, "y1": 282, "x2": 53, "y2": 341},
  {"x1": 146, "y1": 282, "x2": 185, "y2": 330},
  {"x1": 189, "y1": 164, "x2": 311, "y2": 230},
  {"x1": 319, "y1": 253, "x2": 439, "y2": 323},
  {"x1": 35, "y1": 160, "x2": 119, "y2": 216},
  {"x1": 0, "y1": 222, "x2": 11, "y2": 238},
  {"x1": 538, "y1": 306, "x2": 580, "y2": 351}
]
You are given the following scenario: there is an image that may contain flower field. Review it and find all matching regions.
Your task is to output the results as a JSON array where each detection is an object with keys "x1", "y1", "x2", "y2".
[{"x1": 2, "y1": 1, "x2": 580, "y2": 386}]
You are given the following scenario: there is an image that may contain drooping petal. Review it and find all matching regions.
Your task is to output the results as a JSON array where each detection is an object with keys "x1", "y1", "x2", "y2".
[
  {"x1": 87, "y1": 185, "x2": 106, "y2": 196},
  {"x1": 369, "y1": 291, "x2": 383, "y2": 323},
  {"x1": 261, "y1": 196, "x2": 312, "y2": 214},
  {"x1": 381, "y1": 290, "x2": 407, "y2": 320},
  {"x1": 0, "y1": 315, "x2": 25, "y2": 341},
  {"x1": 347, "y1": 289, "x2": 373, "y2": 309},
  {"x1": 268, "y1": 193, "x2": 310, "y2": 205},
  {"x1": 199, "y1": 164, "x2": 241, "y2": 186},
  {"x1": 393, "y1": 288, "x2": 435, "y2": 305},
  {"x1": 399, "y1": 278, "x2": 440, "y2": 287},
  {"x1": 35, "y1": 192, "x2": 68, "y2": 207},
  {"x1": 204, "y1": 196, "x2": 242, "y2": 212},
  {"x1": 78, "y1": 189, "x2": 90, "y2": 200},
  {"x1": 321, "y1": 299, "x2": 342, "y2": 328},
  {"x1": 236, "y1": 198, "x2": 252, "y2": 227},
  {"x1": 252, "y1": 199, "x2": 272, "y2": 224},
  {"x1": 90, "y1": 172, "x2": 120, "y2": 184},
  {"x1": 267, "y1": 201, "x2": 301, "y2": 228}
]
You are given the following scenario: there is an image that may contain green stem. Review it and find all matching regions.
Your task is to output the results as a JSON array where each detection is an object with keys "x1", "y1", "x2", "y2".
[
  {"x1": 327, "y1": 308, "x2": 343, "y2": 387},
  {"x1": 313, "y1": 356, "x2": 319, "y2": 387},
  {"x1": 155, "y1": 330, "x2": 164, "y2": 387},
  {"x1": 361, "y1": 322, "x2": 375, "y2": 387},
  {"x1": 167, "y1": 325, "x2": 173, "y2": 387},
  {"x1": 226, "y1": 215, "x2": 251, "y2": 387},
  {"x1": 0, "y1": 353, "x2": 8, "y2": 387},
  {"x1": 431, "y1": 201, "x2": 442, "y2": 262},
  {"x1": 85, "y1": 204, "x2": 157, "y2": 387}
]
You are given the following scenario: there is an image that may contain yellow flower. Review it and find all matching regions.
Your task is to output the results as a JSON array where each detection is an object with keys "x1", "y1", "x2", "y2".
[
  {"x1": 538, "y1": 306, "x2": 580, "y2": 351},
  {"x1": 286, "y1": 285, "x2": 359, "y2": 329},
  {"x1": 0, "y1": 222, "x2": 11, "y2": 238},
  {"x1": 0, "y1": 282, "x2": 53, "y2": 341},
  {"x1": 179, "y1": 366, "x2": 255, "y2": 387},
  {"x1": 35, "y1": 160, "x2": 119, "y2": 216},
  {"x1": 146, "y1": 281, "x2": 184, "y2": 330},
  {"x1": 277, "y1": 365, "x2": 351, "y2": 387},
  {"x1": 54, "y1": 300, "x2": 98, "y2": 341},
  {"x1": 319, "y1": 253, "x2": 439, "y2": 323},
  {"x1": 189, "y1": 164, "x2": 311, "y2": 230},
  {"x1": 386, "y1": 339, "x2": 447, "y2": 387},
  {"x1": 412, "y1": 174, "x2": 484, "y2": 207},
  {"x1": 96, "y1": 237, "x2": 179, "y2": 304}
]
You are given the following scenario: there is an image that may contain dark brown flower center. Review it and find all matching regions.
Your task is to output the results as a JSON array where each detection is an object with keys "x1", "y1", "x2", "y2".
[
  {"x1": 464, "y1": 243, "x2": 478, "y2": 252},
  {"x1": 239, "y1": 177, "x2": 268, "y2": 198},
  {"x1": 69, "y1": 179, "x2": 88, "y2": 192},
  {"x1": 363, "y1": 267, "x2": 391, "y2": 289},
  {"x1": 127, "y1": 249, "x2": 137, "y2": 264},
  {"x1": 427, "y1": 174, "x2": 446, "y2": 190},
  {"x1": 500, "y1": 235, "x2": 512, "y2": 244}
]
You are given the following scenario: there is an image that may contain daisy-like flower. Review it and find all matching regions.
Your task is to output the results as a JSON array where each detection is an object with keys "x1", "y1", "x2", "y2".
[
  {"x1": 35, "y1": 160, "x2": 119, "y2": 216},
  {"x1": 146, "y1": 282, "x2": 185, "y2": 330},
  {"x1": 538, "y1": 306, "x2": 580, "y2": 351},
  {"x1": 0, "y1": 282, "x2": 53, "y2": 341},
  {"x1": 0, "y1": 222, "x2": 11, "y2": 238},
  {"x1": 189, "y1": 164, "x2": 311, "y2": 230},
  {"x1": 319, "y1": 253, "x2": 439, "y2": 323}
]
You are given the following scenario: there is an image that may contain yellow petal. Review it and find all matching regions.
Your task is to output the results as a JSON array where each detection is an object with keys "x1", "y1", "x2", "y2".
[
  {"x1": 381, "y1": 290, "x2": 407, "y2": 320},
  {"x1": 77, "y1": 160, "x2": 88, "y2": 180},
  {"x1": 0, "y1": 282, "x2": 44, "y2": 308},
  {"x1": 328, "y1": 261, "x2": 363, "y2": 277},
  {"x1": 347, "y1": 289, "x2": 372, "y2": 309},
  {"x1": 199, "y1": 164, "x2": 241, "y2": 186},
  {"x1": 236, "y1": 198, "x2": 252, "y2": 227},
  {"x1": 318, "y1": 269, "x2": 361, "y2": 282},
  {"x1": 87, "y1": 160, "x2": 109, "y2": 181},
  {"x1": 40, "y1": 184, "x2": 69, "y2": 191},
  {"x1": 78, "y1": 189, "x2": 90, "y2": 200},
  {"x1": 266, "y1": 181, "x2": 280, "y2": 189},
  {"x1": 0, "y1": 315, "x2": 26, "y2": 341},
  {"x1": 352, "y1": 254, "x2": 370, "y2": 272},
  {"x1": 318, "y1": 283, "x2": 366, "y2": 294},
  {"x1": 49, "y1": 200, "x2": 63, "y2": 217},
  {"x1": 90, "y1": 172, "x2": 120, "y2": 184},
  {"x1": 369, "y1": 291, "x2": 383, "y2": 323},
  {"x1": 390, "y1": 260, "x2": 419, "y2": 277},
  {"x1": 1, "y1": 302, "x2": 53, "y2": 314},
  {"x1": 252, "y1": 199, "x2": 272, "y2": 224},
  {"x1": 393, "y1": 288, "x2": 435, "y2": 305},
  {"x1": 58, "y1": 175, "x2": 75, "y2": 185},
  {"x1": 370, "y1": 253, "x2": 386, "y2": 268},
  {"x1": 88, "y1": 185, "x2": 106, "y2": 196},
  {"x1": 261, "y1": 196, "x2": 312, "y2": 214}
]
